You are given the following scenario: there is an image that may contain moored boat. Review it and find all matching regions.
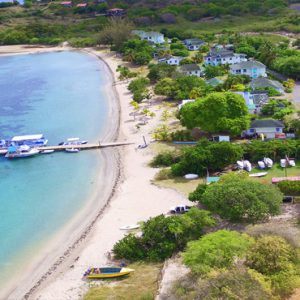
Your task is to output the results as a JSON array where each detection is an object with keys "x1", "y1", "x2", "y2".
[
  {"x1": 84, "y1": 267, "x2": 134, "y2": 279},
  {"x1": 65, "y1": 148, "x2": 80, "y2": 153},
  {"x1": 5, "y1": 145, "x2": 39, "y2": 159},
  {"x1": 40, "y1": 149, "x2": 55, "y2": 154},
  {"x1": 11, "y1": 134, "x2": 48, "y2": 147}
]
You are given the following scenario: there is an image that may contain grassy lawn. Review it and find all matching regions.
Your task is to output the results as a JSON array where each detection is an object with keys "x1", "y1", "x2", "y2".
[
  {"x1": 154, "y1": 177, "x2": 204, "y2": 197},
  {"x1": 249, "y1": 162, "x2": 300, "y2": 185},
  {"x1": 84, "y1": 263, "x2": 162, "y2": 300}
]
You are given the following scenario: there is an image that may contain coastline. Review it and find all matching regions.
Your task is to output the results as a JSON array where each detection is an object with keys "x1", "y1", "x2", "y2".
[
  {"x1": 0, "y1": 45, "x2": 121, "y2": 299},
  {"x1": 0, "y1": 45, "x2": 191, "y2": 300}
]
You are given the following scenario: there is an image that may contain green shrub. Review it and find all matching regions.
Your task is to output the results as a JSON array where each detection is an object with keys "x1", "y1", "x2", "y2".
[
  {"x1": 200, "y1": 174, "x2": 282, "y2": 222},
  {"x1": 113, "y1": 209, "x2": 215, "y2": 262},
  {"x1": 150, "y1": 151, "x2": 180, "y2": 167},
  {"x1": 188, "y1": 184, "x2": 207, "y2": 202},
  {"x1": 183, "y1": 230, "x2": 254, "y2": 274},
  {"x1": 277, "y1": 180, "x2": 300, "y2": 196}
]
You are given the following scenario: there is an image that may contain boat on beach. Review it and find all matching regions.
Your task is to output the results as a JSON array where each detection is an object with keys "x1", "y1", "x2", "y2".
[
  {"x1": 5, "y1": 145, "x2": 39, "y2": 159},
  {"x1": 249, "y1": 172, "x2": 268, "y2": 177},
  {"x1": 83, "y1": 267, "x2": 134, "y2": 279}
]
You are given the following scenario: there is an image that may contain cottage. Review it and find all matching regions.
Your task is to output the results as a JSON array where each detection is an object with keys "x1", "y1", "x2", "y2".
[
  {"x1": 250, "y1": 77, "x2": 285, "y2": 94},
  {"x1": 183, "y1": 38, "x2": 205, "y2": 51},
  {"x1": 206, "y1": 77, "x2": 224, "y2": 86},
  {"x1": 179, "y1": 64, "x2": 203, "y2": 77},
  {"x1": 244, "y1": 119, "x2": 284, "y2": 139},
  {"x1": 205, "y1": 49, "x2": 247, "y2": 66},
  {"x1": 106, "y1": 8, "x2": 125, "y2": 17},
  {"x1": 132, "y1": 30, "x2": 165, "y2": 44},
  {"x1": 158, "y1": 55, "x2": 184, "y2": 66},
  {"x1": 230, "y1": 60, "x2": 267, "y2": 78}
]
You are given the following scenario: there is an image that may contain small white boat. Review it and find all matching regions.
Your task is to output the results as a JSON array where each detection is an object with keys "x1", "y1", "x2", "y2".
[
  {"x1": 5, "y1": 145, "x2": 39, "y2": 159},
  {"x1": 0, "y1": 149, "x2": 8, "y2": 155},
  {"x1": 289, "y1": 160, "x2": 296, "y2": 167},
  {"x1": 119, "y1": 224, "x2": 140, "y2": 230},
  {"x1": 263, "y1": 157, "x2": 273, "y2": 168},
  {"x1": 249, "y1": 172, "x2": 268, "y2": 177},
  {"x1": 81, "y1": 140, "x2": 88, "y2": 145},
  {"x1": 236, "y1": 161, "x2": 244, "y2": 170},
  {"x1": 258, "y1": 161, "x2": 266, "y2": 169},
  {"x1": 184, "y1": 174, "x2": 199, "y2": 180},
  {"x1": 11, "y1": 134, "x2": 48, "y2": 147},
  {"x1": 40, "y1": 149, "x2": 55, "y2": 154},
  {"x1": 280, "y1": 159, "x2": 287, "y2": 168},
  {"x1": 65, "y1": 148, "x2": 79, "y2": 153},
  {"x1": 244, "y1": 160, "x2": 252, "y2": 172}
]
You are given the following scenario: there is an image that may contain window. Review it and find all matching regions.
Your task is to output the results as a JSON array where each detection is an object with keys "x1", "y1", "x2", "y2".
[
  {"x1": 250, "y1": 129, "x2": 255, "y2": 133},
  {"x1": 276, "y1": 128, "x2": 281, "y2": 132},
  {"x1": 243, "y1": 69, "x2": 247, "y2": 72}
]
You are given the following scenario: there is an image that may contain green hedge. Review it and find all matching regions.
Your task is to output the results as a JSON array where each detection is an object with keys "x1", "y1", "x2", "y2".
[{"x1": 277, "y1": 181, "x2": 300, "y2": 196}]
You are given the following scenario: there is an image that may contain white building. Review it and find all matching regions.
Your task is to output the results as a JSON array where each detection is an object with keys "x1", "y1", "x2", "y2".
[
  {"x1": 132, "y1": 30, "x2": 165, "y2": 44},
  {"x1": 158, "y1": 56, "x2": 184, "y2": 66},
  {"x1": 205, "y1": 50, "x2": 247, "y2": 66},
  {"x1": 230, "y1": 60, "x2": 267, "y2": 79},
  {"x1": 183, "y1": 38, "x2": 205, "y2": 51},
  {"x1": 244, "y1": 119, "x2": 284, "y2": 139},
  {"x1": 179, "y1": 64, "x2": 203, "y2": 77}
]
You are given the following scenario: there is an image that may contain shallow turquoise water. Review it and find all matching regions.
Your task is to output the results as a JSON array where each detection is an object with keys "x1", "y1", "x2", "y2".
[{"x1": 0, "y1": 51, "x2": 110, "y2": 282}]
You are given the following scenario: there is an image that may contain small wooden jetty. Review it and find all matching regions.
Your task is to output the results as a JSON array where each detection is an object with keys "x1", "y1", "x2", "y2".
[{"x1": 37, "y1": 141, "x2": 134, "y2": 152}]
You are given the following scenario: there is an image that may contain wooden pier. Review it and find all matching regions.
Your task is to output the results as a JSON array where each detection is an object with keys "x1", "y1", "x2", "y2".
[{"x1": 37, "y1": 141, "x2": 134, "y2": 152}]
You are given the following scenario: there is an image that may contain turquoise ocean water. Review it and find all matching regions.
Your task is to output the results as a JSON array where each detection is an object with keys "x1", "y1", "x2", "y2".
[{"x1": 0, "y1": 51, "x2": 110, "y2": 285}]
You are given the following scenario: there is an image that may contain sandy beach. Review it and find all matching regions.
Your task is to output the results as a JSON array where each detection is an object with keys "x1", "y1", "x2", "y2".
[{"x1": 0, "y1": 45, "x2": 190, "y2": 300}]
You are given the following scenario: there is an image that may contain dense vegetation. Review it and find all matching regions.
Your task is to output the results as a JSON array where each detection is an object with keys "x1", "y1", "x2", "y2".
[
  {"x1": 191, "y1": 173, "x2": 282, "y2": 222},
  {"x1": 113, "y1": 208, "x2": 215, "y2": 261},
  {"x1": 180, "y1": 92, "x2": 250, "y2": 135},
  {"x1": 176, "y1": 231, "x2": 300, "y2": 299}
]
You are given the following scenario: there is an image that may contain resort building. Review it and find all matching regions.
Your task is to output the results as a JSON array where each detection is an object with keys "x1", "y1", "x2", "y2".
[
  {"x1": 183, "y1": 38, "x2": 206, "y2": 51},
  {"x1": 179, "y1": 64, "x2": 203, "y2": 77},
  {"x1": 158, "y1": 55, "x2": 184, "y2": 66},
  {"x1": 229, "y1": 60, "x2": 267, "y2": 78},
  {"x1": 205, "y1": 49, "x2": 247, "y2": 66},
  {"x1": 244, "y1": 119, "x2": 284, "y2": 139},
  {"x1": 132, "y1": 30, "x2": 165, "y2": 44},
  {"x1": 250, "y1": 77, "x2": 285, "y2": 94}
]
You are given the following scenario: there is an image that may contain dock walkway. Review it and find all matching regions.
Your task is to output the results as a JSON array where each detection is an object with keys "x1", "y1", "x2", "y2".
[{"x1": 37, "y1": 141, "x2": 134, "y2": 152}]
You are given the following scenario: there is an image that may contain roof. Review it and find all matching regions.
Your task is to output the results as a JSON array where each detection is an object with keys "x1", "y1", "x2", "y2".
[
  {"x1": 184, "y1": 38, "x2": 205, "y2": 45},
  {"x1": 76, "y1": 3, "x2": 87, "y2": 6},
  {"x1": 207, "y1": 49, "x2": 234, "y2": 58},
  {"x1": 206, "y1": 78, "x2": 224, "y2": 86},
  {"x1": 250, "y1": 119, "x2": 284, "y2": 128},
  {"x1": 132, "y1": 30, "x2": 163, "y2": 39},
  {"x1": 207, "y1": 177, "x2": 220, "y2": 184},
  {"x1": 230, "y1": 60, "x2": 266, "y2": 70},
  {"x1": 250, "y1": 77, "x2": 284, "y2": 91},
  {"x1": 11, "y1": 134, "x2": 44, "y2": 142},
  {"x1": 180, "y1": 64, "x2": 201, "y2": 72},
  {"x1": 61, "y1": 1, "x2": 71, "y2": 4}
]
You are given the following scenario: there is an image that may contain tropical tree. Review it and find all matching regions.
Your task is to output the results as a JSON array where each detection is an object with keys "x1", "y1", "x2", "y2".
[
  {"x1": 180, "y1": 92, "x2": 250, "y2": 135},
  {"x1": 199, "y1": 174, "x2": 282, "y2": 222}
]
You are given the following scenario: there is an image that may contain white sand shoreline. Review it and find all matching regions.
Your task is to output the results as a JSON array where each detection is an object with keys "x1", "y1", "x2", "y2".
[{"x1": 0, "y1": 45, "x2": 191, "y2": 300}]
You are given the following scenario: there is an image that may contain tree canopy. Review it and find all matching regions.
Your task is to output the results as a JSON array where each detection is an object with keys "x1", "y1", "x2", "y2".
[
  {"x1": 183, "y1": 230, "x2": 254, "y2": 274},
  {"x1": 180, "y1": 92, "x2": 250, "y2": 135},
  {"x1": 199, "y1": 174, "x2": 282, "y2": 222}
]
